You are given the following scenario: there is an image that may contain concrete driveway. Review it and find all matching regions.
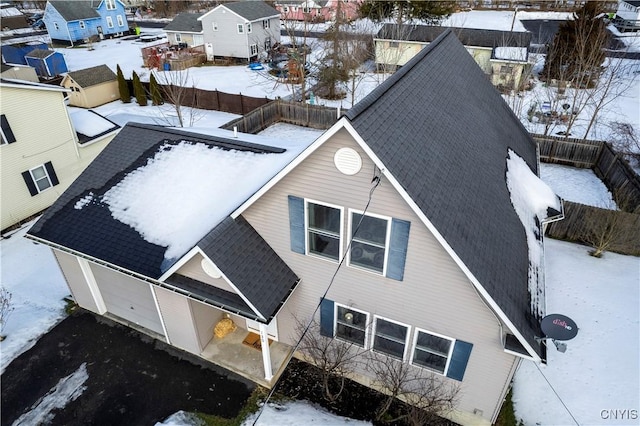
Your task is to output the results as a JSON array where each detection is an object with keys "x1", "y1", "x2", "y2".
[{"x1": 1, "y1": 311, "x2": 255, "y2": 426}]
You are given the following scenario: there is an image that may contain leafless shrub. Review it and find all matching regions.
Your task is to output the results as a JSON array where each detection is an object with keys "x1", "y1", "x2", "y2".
[
  {"x1": 0, "y1": 287, "x2": 14, "y2": 340},
  {"x1": 295, "y1": 317, "x2": 365, "y2": 403},
  {"x1": 367, "y1": 352, "x2": 459, "y2": 424}
]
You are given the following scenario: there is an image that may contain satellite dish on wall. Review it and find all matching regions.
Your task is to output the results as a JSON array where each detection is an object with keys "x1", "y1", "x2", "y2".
[{"x1": 541, "y1": 314, "x2": 578, "y2": 341}]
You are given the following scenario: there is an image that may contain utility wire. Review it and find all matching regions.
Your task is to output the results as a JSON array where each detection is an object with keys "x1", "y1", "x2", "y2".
[
  {"x1": 251, "y1": 172, "x2": 382, "y2": 425},
  {"x1": 533, "y1": 359, "x2": 580, "y2": 426}
]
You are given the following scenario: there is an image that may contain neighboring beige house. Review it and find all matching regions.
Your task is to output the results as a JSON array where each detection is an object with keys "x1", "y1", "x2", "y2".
[
  {"x1": 27, "y1": 30, "x2": 563, "y2": 426},
  {"x1": 0, "y1": 62, "x2": 39, "y2": 82},
  {"x1": 198, "y1": 1, "x2": 281, "y2": 62},
  {"x1": 375, "y1": 24, "x2": 533, "y2": 90},
  {"x1": 163, "y1": 12, "x2": 203, "y2": 47},
  {"x1": 0, "y1": 78, "x2": 119, "y2": 231},
  {"x1": 60, "y1": 64, "x2": 118, "y2": 108}
]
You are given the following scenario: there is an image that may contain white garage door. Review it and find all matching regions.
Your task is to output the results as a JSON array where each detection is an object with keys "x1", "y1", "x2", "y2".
[{"x1": 90, "y1": 264, "x2": 164, "y2": 335}]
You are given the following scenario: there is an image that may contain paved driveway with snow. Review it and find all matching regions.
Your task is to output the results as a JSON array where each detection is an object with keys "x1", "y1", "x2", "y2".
[{"x1": 1, "y1": 311, "x2": 255, "y2": 425}]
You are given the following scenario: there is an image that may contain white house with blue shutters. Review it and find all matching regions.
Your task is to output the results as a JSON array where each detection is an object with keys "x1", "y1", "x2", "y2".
[
  {"x1": 43, "y1": 0, "x2": 129, "y2": 46},
  {"x1": 26, "y1": 30, "x2": 561, "y2": 426}
]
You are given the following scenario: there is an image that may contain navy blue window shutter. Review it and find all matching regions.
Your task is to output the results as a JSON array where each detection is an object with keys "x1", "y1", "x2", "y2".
[
  {"x1": 386, "y1": 218, "x2": 410, "y2": 281},
  {"x1": 319, "y1": 298, "x2": 335, "y2": 337},
  {"x1": 1, "y1": 114, "x2": 16, "y2": 143},
  {"x1": 44, "y1": 161, "x2": 59, "y2": 186},
  {"x1": 21, "y1": 171, "x2": 38, "y2": 196},
  {"x1": 446, "y1": 340, "x2": 473, "y2": 381},
  {"x1": 288, "y1": 195, "x2": 305, "y2": 254}
]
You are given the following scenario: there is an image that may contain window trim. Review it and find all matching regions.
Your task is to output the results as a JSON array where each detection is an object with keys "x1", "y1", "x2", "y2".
[
  {"x1": 410, "y1": 327, "x2": 455, "y2": 376},
  {"x1": 372, "y1": 315, "x2": 410, "y2": 361},
  {"x1": 79, "y1": 20, "x2": 86, "y2": 29},
  {"x1": 105, "y1": 0, "x2": 116, "y2": 10},
  {"x1": 212, "y1": 22, "x2": 218, "y2": 31},
  {"x1": 334, "y1": 303, "x2": 369, "y2": 348},
  {"x1": 29, "y1": 164, "x2": 53, "y2": 193},
  {"x1": 250, "y1": 43, "x2": 258, "y2": 56},
  {"x1": 304, "y1": 198, "x2": 344, "y2": 263},
  {"x1": 175, "y1": 33, "x2": 182, "y2": 43},
  {"x1": 246, "y1": 22, "x2": 252, "y2": 33},
  {"x1": 116, "y1": 14, "x2": 124, "y2": 27},
  {"x1": 347, "y1": 209, "x2": 391, "y2": 275},
  {"x1": 263, "y1": 19, "x2": 270, "y2": 29},
  {"x1": 237, "y1": 23, "x2": 244, "y2": 34},
  {"x1": 106, "y1": 15, "x2": 114, "y2": 28}
]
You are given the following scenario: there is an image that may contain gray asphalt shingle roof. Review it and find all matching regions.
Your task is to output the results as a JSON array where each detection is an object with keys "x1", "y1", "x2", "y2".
[
  {"x1": 67, "y1": 64, "x2": 116, "y2": 87},
  {"x1": 48, "y1": 1, "x2": 100, "y2": 21},
  {"x1": 28, "y1": 123, "x2": 298, "y2": 320},
  {"x1": 198, "y1": 216, "x2": 300, "y2": 321},
  {"x1": 224, "y1": 1, "x2": 280, "y2": 21},
  {"x1": 346, "y1": 29, "x2": 544, "y2": 359},
  {"x1": 163, "y1": 13, "x2": 203, "y2": 33},
  {"x1": 376, "y1": 24, "x2": 532, "y2": 49}
]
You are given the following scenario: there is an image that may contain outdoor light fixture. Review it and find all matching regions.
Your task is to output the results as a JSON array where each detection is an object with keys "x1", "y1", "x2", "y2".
[{"x1": 344, "y1": 312, "x2": 354, "y2": 324}]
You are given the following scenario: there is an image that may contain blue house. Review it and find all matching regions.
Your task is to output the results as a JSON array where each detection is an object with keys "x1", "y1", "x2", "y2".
[
  {"x1": 24, "y1": 49, "x2": 68, "y2": 78},
  {"x1": 43, "y1": 0, "x2": 129, "y2": 46},
  {"x1": 1, "y1": 42, "x2": 48, "y2": 65}
]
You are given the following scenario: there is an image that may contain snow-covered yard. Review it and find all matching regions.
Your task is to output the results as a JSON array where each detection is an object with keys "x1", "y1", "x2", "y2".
[{"x1": 1, "y1": 8, "x2": 639, "y2": 426}]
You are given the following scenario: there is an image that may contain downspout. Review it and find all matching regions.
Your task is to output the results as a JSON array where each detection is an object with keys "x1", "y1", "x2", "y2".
[{"x1": 67, "y1": 23, "x2": 74, "y2": 47}]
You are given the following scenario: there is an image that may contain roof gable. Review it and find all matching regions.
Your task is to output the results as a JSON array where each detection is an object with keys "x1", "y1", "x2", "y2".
[
  {"x1": 48, "y1": 1, "x2": 100, "y2": 21},
  {"x1": 163, "y1": 13, "x2": 203, "y2": 33},
  {"x1": 65, "y1": 64, "x2": 116, "y2": 87}
]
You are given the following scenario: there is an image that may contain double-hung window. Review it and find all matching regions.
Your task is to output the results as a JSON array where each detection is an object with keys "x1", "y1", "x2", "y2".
[
  {"x1": 411, "y1": 329, "x2": 454, "y2": 374},
  {"x1": 117, "y1": 15, "x2": 124, "y2": 27},
  {"x1": 30, "y1": 165, "x2": 53, "y2": 192},
  {"x1": 349, "y1": 211, "x2": 390, "y2": 274},
  {"x1": 250, "y1": 44, "x2": 258, "y2": 56},
  {"x1": 263, "y1": 19, "x2": 270, "y2": 29},
  {"x1": 335, "y1": 304, "x2": 368, "y2": 347},
  {"x1": 306, "y1": 201, "x2": 342, "y2": 261},
  {"x1": 237, "y1": 23, "x2": 244, "y2": 34},
  {"x1": 373, "y1": 316, "x2": 409, "y2": 360},
  {"x1": 106, "y1": 16, "x2": 114, "y2": 28},
  {"x1": 246, "y1": 22, "x2": 252, "y2": 33},
  {"x1": 105, "y1": 0, "x2": 116, "y2": 10},
  {"x1": 212, "y1": 22, "x2": 218, "y2": 31}
]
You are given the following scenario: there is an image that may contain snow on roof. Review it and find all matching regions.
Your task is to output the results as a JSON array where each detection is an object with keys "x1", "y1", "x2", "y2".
[
  {"x1": 506, "y1": 149, "x2": 562, "y2": 318},
  {"x1": 69, "y1": 109, "x2": 116, "y2": 137},
  {"x1": 81, "y1": 138, "x2": 307, "y2": 261},
  {"x1": 0, "y1": 6, "x2": 23, "y2": 17},
  {"x1": 494, "y1": 46, "x2": 528, "y2": 62}
]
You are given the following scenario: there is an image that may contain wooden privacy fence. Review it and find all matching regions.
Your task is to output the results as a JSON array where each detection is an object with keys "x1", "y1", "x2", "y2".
[
  {"x1": 545, "y1": 201, "x2": 640, "y2": 256},
  {"x1": 221, "y1": 99, "x2": 344, "y2": 134},
  {"x1": 532, "y1": 134, "x2": 640, "y2": 213}
]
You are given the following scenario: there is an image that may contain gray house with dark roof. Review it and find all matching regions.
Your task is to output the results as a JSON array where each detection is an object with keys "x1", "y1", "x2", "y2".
[
  {"x1": 375, "y1": 24, "x2": 533, "y2": 90},
  {"x1": 27, "y1": 29, "x2": 561, "y2": 426},
  {"x1": 60, "y1": 64, "x2": 118, "y2": 108},
  {"x1": 197, "y1": 1, "x2": 281, "y2": 62}
]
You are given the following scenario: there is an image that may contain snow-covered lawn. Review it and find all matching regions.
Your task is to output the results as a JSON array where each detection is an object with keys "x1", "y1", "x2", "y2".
[
  {"x1": 540, "y1": 163, "x2": 616, "y2": 208},
  {"x1": 513, "y1": 239, "x2": 640, "y2": 426}
]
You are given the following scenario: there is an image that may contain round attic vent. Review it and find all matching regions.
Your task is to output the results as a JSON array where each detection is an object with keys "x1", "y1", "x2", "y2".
[
  {"x1": 201, "y1": 258, "x2": 222, "y2": 279},
  {"x1": 334, "y1": 147, "x2": 362, "y2": 175}
]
